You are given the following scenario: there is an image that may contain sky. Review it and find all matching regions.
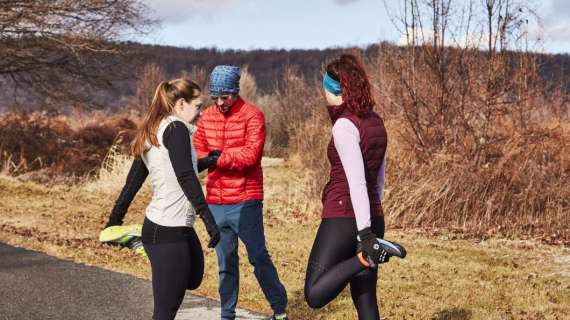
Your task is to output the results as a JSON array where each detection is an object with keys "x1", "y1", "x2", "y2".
[{"x1": 133, "y1": 0, "x2": 570, "y2": 54}]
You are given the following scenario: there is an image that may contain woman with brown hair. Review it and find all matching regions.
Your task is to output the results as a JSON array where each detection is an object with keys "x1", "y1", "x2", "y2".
[
  {"x1": 105, "y1": 78, "x2": 221, "y2": 320},
  {"x1": 304, "y1": 54, "x2": 406, "y2": 320}
]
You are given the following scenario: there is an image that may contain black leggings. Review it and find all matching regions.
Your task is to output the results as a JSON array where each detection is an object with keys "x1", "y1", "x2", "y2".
[
  {"x1": 142, "y1": 219, "x2": 204, "y2": 320},
  {"x1": 304, "y1": 217, "x2": 385, "y2": 320}
]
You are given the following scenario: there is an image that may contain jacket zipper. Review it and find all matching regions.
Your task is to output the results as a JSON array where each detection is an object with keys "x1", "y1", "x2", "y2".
[{"x1": 220, "y1": 115, "x2": 227, "y2": 203}]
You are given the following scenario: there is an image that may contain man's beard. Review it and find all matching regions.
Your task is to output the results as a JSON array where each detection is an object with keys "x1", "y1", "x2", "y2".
[{"x1": 218, "y1": 104, "x2": 232, "y2": 113}]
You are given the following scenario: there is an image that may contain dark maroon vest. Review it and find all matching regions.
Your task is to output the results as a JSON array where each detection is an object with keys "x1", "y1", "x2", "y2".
[{"x1": 321, "y1": 105, "x2": 388, "y2": 219}]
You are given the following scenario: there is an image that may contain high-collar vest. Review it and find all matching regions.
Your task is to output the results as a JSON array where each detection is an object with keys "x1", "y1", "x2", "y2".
[
  {"x1": 141, "y1": 115, "x2": 198, "y2": 227},
  {"x1": 321, "y1": 105, "x2": 388, "y2": 219}
]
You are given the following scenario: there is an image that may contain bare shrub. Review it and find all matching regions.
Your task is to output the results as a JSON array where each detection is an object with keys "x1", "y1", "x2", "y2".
[
  {"x1": 0, "y1": 111, "x2": 139, "y2": 180},
  {"x1": 238, "y1": 65, "x2": 259, "y2": 103},
  {"x1": 283, "y1": 1, "x2": 570, "y2": 242},
  {"x1": 179, "y1": 66, "x2": 209, "y2": 94},
  {"x1": 382, "y1": 118, "x2": 570, "y2": 242},
  {"x1": 127, "y1": 63, "x2": 166, "y2": 114},
  {"x1": 263, "y1": 66, "x2": 322, "y2": 156}
]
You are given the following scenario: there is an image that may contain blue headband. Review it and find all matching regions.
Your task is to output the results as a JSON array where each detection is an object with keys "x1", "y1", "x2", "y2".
[{"x1": 323, "y1": 73, "x2": 342, "y2": 96}]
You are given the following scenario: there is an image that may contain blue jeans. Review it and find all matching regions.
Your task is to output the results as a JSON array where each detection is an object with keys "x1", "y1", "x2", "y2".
[{"x1": 209, "y1": 200, "x2": 287, "y2": 320}]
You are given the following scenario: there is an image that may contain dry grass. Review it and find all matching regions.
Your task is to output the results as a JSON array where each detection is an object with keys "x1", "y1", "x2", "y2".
[
  {"x1": 83, "y1": 140, "x2": 148, "y2": 195},
  {"x1": 0, "y1": 159, "x2": 568, "y2": 319},
  {"x1": 380, "y1": 119, "x2": 570, "y2": 243},
  {"x1": 2, "y1": 49, "x2": 568, "y2": 243}
]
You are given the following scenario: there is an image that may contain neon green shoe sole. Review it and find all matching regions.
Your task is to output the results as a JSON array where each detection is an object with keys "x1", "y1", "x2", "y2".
[
  {"x1": 133, "y1": 244, "x2": 147, "y2": 258},
  {"x1": 99, "y1": 224, "x2": 142, "y2": 243}
]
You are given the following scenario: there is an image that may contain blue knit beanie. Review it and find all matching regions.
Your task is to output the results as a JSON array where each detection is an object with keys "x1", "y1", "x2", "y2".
[{"x1": 209, "y1": 65, "x2": 241, "y2": 95}]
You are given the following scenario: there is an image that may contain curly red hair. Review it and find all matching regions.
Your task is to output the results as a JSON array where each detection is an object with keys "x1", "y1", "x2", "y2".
[{"x1": 326, "y1": 54, "x2": 375, "y2": 117}]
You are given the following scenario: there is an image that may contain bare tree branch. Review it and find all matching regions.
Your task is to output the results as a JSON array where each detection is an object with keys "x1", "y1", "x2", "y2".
[{"x1": 0, "y1": 0, "x2": 153, "y2": 109}]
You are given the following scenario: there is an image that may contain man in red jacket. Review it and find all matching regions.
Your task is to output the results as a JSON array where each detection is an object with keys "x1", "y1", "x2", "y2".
[{"x1": 193, "y1": 65, "x2": 288, "y2": 320}]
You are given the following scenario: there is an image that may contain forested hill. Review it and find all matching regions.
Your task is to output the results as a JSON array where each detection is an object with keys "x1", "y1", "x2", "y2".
[
  {"x1": 129, "y1": 41, "x2": 570, "y2": 93},
  {"x1": 1, "y1": 41, "x2": 568, "y2": 111},
  {"x1": 126, "y1": 42, "x2": 376, "y2": 92}
]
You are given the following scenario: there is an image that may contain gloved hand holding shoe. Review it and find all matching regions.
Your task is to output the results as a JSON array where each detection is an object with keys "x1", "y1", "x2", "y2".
[
  {"x1": 357, "y1": 227, "x2": 387, "y2": 268},
  {"x1": 357, "y1": 227, "x2": 407, "y2": 268}
]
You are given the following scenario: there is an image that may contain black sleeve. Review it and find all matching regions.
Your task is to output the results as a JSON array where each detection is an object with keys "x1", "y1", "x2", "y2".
[
  {"x1": 197, "y1": 157, "x2": 210, "y2": 173},
  {"x1": 106, "y1": 157, "x2": 149, "y2": 228},
  {"x1": 162, "y1": 121, "x2": 209, "y2": 214}
]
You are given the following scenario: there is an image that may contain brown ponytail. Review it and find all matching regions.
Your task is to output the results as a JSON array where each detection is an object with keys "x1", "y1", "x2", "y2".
[{"x1": 131, "y1": 79, "x2": 201, "y2": 156}]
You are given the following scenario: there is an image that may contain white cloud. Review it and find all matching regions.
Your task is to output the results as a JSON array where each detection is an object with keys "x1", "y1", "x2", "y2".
[
  {"x1": 551, "y1": 0, "x2": 570, "y2": 16},
  {"x1": 334, "y1": 0, "x2": 360, "y2": 5},
  {"x1": 540, "y1": 0, "x2": 570, "y2": 52},
  {"x1": 545, "y1": 22, "x2": 570, "y2": 43},
  {"x1": 143, "y1": 0, "x2": 247, "y2": 24},
  {"x1": 392, "y1": 1, "x2": 570, "y2": 53}
]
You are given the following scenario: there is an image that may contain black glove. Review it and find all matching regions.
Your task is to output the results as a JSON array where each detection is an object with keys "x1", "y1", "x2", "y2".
[
  {"x1": 358, "y1": 227, "x2": 389, "y2": 268},
  {"x1": 198, "y1": 150, "x2": 222, "y2": 171},
  {"x1": 208, "y1": 150, "x2": 222, "y2": 158},
  {"x1": 207, "y1": 150, "x2": 222, "y2": 167},
  {"x1": 198, "y1": 208, "x2": 220, "y2": 248}
]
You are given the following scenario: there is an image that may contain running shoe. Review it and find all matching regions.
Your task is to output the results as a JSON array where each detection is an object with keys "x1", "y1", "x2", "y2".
[
  {"x1": 99, "y1": 224, "x2": 142, "y2": 242},
  {"x1": 356, "y1": 237, "x2": 407, "y2": 268},
  {"x1": 99, "y1": 224, "x2": 146, "y2": 257},
  {"x1": 122, "y1": 236, "x2": 147, "y2": 258}
]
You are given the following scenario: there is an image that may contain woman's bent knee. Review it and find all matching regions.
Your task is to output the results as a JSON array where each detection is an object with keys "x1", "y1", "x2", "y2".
[{"x1": 304, "y1": 287, "x2": 326, "y2": 309}]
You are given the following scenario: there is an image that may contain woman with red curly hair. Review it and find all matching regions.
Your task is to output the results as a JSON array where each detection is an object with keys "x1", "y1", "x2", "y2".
[{"x1": 304, "y1": 54, "x2": 406, "y2": 319}]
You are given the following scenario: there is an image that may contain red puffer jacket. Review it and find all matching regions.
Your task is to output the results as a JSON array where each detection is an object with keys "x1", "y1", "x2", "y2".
[{"x1": 193, "y1": 97, "x2": 265, "y2": 204}]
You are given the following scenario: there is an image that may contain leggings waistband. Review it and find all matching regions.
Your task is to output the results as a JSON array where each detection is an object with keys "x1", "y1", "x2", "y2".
[{"x1": 142, "y1": 217, "x2": 194, "y2": 244}]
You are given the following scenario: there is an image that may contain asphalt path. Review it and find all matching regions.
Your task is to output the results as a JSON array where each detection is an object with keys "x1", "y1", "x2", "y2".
[{"x1": 0, "y1": 242, "x2": 265, "y2": 320}]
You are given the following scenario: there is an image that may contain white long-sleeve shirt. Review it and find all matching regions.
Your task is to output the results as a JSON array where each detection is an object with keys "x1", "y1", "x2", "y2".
[{"x1": 332, "y1": 118, "x2": 387, "y2": 231}]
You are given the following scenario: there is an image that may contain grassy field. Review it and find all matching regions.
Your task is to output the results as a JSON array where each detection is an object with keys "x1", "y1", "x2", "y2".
[{"x1": 0, "y1": 158, "x2": 568, "y2": 319}]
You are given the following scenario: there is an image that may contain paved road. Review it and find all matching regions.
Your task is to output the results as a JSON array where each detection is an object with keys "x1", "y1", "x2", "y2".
[{"x1": 0, "y1": 242, "x2": 265, "y2": 320}]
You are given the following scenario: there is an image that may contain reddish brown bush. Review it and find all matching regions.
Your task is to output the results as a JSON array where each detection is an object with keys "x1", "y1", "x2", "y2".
[{"x1": 0, "y1": 111, "x2": 139, "y2": 180}]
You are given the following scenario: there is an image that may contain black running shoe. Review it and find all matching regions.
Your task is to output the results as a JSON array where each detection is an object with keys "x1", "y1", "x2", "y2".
[{"x1": 357, "y1": 237, "x2": 406, "y2": 268}]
